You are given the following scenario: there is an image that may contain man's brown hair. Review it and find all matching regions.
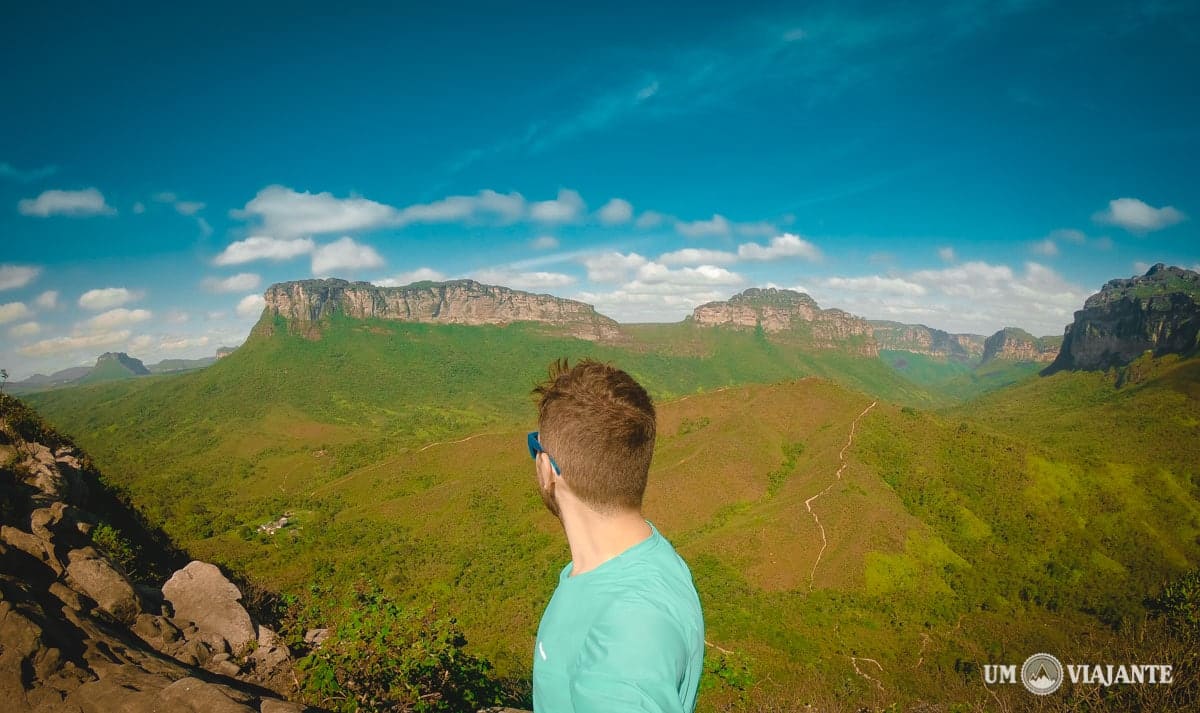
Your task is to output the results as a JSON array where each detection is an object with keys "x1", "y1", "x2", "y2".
[{"x1": 532, "y1": 358, "x2": 656, "y2": 511}]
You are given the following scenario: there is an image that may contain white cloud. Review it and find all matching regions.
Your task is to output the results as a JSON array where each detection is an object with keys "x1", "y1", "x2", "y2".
[
  {"x1": 1047, "y1": 228, "x2": 1086, "y2": 244},
  {"x1": 0, "y1": 302, "x2": 31, "y2": 324},
  {"x1": 937, "y1": 246, "x2": 956, "y2": 262},
  {"x1": 576, "y1": 262, "x2": 746, "y2": 322},
  {"x1": 129, "y1": 334, "x2": 156, "y2": 353},
  {"x1": 86, "y1": 308, "x2": 152, "y2": 330},
  {"x1": 734, "y1": 221, "x2": 778, "y2": 238},
  {"x1": 636, "y1": 262, "x2": 743, "y2": 286},
  {"x1": 8, "y1": 321, "x2": 40, "y2": 338},
  {"x1": 0, "y1": 264, "x2": 40, "y2": 290},
  {"x1": 472, "y1": 269, "x2": 577, "y2": 290},
  {"x1": 78, "y1": 287, "x2": 142, "y2": 311},
  {"x1": 18, "y1": 330, "x2": 131, "y2": 357},
  {"x1": 213, "y1": 236, "x2": 315, "y2": 265},
  {"x1": 812, "y1": 260, "x2": 1088, "y2": 336},
  {"x1": 1092, "y1": 236, "x2": 1114, "y2": 250},
  {"x1": 18, "y1": 188, "x2": 115, "y2": 217},
  {"x1": 159, "y1": 335, "x2": 211, "y2": 350},
  {"x1": 202, "y1": 272, "x2": 261, "y2": 293},
  {"x1": 1093, "y1": 197, "x2": 1187, "y2": 234},
  {"x1": 1030, "y1": 239, "x2": 1059, "y2": 257},
  {"x1": 1132, "y1": 261, "x2": 1151, "y2": 275},
  {"x1": 236, "y1": 294, "x2": 267, "y2": 318},
  {"x1": 196, "y1": 217, "x2": 213, "y2": 237},
  {"x1": 822, "y1": 275, "x2": 927, "y2": 296},
  {"x1": 132, "y1": 201, "x2": 146, "y2": 214},
  {"x1": 736, "y1": 233, "x2": 821, "y2": 262},
  {"x1": 597, "y1": 198, "x2": 634, "y2": 225},
  {"x1": 35, "y1": 290, "x2": 58, "y2": 309},
  {"x1": 397, "y1": 189, "x2": 526, "y2": 225},
  {"x1": 530, "y1": 189, "x2": 586, "y2": 223},
  {"x1": 175, "y1": 201, "x2": 205, "y2": 216},
  {"x1": 657, "y1": 248, "x2": 738, "y2": 266},
  {"x1": 374, "y1": 267, "x2": 447, "y2": 287},
  {"x1": 636, "y1": 81, "x2": 660, "y2": 101},
  {"x1": 234, "y1": 185, "x2": 399, "y2": 237},
  {"x1": 153, "y1": 192, "x2": 178, "y2": 203},
  {"x1": 164, "y1": 309, "x2": 190, "y2": 324},
  {"x1": 783, "y1": 27, "x2": 807, "y2": 41},
  {"x1": 530, "y1": 236, "x2": 560, "y2": 250},
  {"x1": 582, "y1": 252, "x2": 650, "y2": 283},
  {"x1": 675, "y1": 214, "x2": 731, "y2": 238},
  {"x1": 635, "y1": 211, "x2": 667, "y2": 229},
  {"x1": 311, "y1": 236, "x2": 385, "y2": 276}
]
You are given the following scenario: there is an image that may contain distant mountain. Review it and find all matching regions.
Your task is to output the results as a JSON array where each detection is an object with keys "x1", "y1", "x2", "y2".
[
  {"x1": 870, "y1": 320, "x2": 985, "y2": 360},
  {"x1": 980, "y1": 327, "x2": 1061, "y2": 364},
  {"x1": 1045, "y1": 263, "x2": 1200, "y2": 374},
  {"x1": 147, "y1": 356, "x2": 217, "y2": 374},
  {"x1": 8, "y1": 350, "x2": 224, "y2": 394},
  {"x1": 691, "y1": 287, "x2": 878, "y2": 355},
  {"x1": 262, "y1": 278, "x2": 621, "y2": 341},
  {"x1": 76, "y1": 351, "x2": 150, "y2": 385}
]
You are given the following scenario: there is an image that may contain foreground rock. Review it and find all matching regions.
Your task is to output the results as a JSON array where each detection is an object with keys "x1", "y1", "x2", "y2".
[
  {"x1": 163, "y1": 560, "x2": 257, "y2": 652},
  {"x1": 0, "y1": 394, "x2": 313, "y2": 712}
]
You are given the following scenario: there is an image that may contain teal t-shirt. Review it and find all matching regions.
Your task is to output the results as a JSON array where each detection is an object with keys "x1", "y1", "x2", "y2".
[{"x1": 533, "y1": 522, "x2": 704, "y2": 713}]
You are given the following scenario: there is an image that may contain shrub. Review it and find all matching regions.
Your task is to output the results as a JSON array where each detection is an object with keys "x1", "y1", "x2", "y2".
[{"x1": 285, "y1": 583, "x2": 502, "y2": 712}]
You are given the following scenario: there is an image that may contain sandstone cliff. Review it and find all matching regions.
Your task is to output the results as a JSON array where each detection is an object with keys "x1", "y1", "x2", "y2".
[
  {"x1": 261, "y1": 278, "x2": 620, "y2": 341},
  {"x1": 870, "y1": 321, "x2": 985, "y2": 360},
  {"x1": 692, "y1": 288, "x2": 879, "y2": 356},
  {"x1": 0, "y1": 394, "x2": 308, "y2": 713},
  {"x1": 1044, "y1": 263, "x2": 1200, "y2": 374},
  {"x1": 980, "y1": 328, "x2": 1061, "y2": 364}
]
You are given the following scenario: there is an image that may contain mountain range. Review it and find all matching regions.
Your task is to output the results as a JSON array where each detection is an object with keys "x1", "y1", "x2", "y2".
[{"x1": 6, "y1": 263, "x2": 1199, "y2": 711}]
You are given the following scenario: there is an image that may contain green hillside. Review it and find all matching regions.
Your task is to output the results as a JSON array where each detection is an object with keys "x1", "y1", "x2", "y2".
[
  {"x1": 22, "y1": 315, "x2": 1200, "y2": 710},
  {"x1": 878, "y1": 348, "x2": 1045, "y2": 402}
]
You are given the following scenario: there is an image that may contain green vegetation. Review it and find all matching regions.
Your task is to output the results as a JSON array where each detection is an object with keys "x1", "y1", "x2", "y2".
[
  {"x1": 877, "y1": 348, "x2": 1044, "y2": 402},
  {"x1": 19, "y1": 314, "x2": 1200, "y2": 710},
  {"x1": 283, "y1": 583, "x2": 510, "y2": 713}
]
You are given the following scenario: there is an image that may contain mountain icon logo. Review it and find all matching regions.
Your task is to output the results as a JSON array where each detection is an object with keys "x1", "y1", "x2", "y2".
[{"x1": 1021, "y1": 653, "x2": 1064, "y2": 695}]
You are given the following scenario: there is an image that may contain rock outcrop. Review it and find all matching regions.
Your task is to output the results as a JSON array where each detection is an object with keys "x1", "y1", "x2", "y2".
[
  {"x1": 870, "y1": 321, "x2": 985, "y2": 360},
  {"x1": 980, "y1": 328, "x2": 1061, "y2": 364},
  {"x1": 163, "y1": 561, "x2": 257, "y2": 652},
  {"x1": 692, "y1": 288, "x2": 879, "y2": 355},
  {"x1": 261, "y1": 278, "x2": 621, "y2": 341},
  {"x1": 0, "y1": 395, "x2": 307, "y2": 712},
  {"x1": 1044, "y1": 263, "x2": 1200, "y2": 374}
]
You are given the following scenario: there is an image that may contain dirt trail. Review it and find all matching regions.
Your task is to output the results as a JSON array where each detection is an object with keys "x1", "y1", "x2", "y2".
[
  {"x1": 311, "y1": 430, "x2": 496, "y2": 496},
  {"x1": 850, "y1": 656, "x2": 886, "y2": 692},
  {"x1": 804, "y1": 400, "x2": 876, "y2": 591}
]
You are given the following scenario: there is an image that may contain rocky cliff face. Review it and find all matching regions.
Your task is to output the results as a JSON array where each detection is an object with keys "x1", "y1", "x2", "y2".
[
  {"x1": 692, "y1": 288, "x2": 879, "y2": 356},
  {"x1": 1045, "y1": 263, "x2": 1200, "y2": 374},
  {"x1": 981, "y1": 328, "x2": 1061, "y2": 364},
  {"x1": 262, "y1": 278, "x2": 620, "y2": 341},
  {"x1": 0, "y1": 395, "x2": 306, "y2": 713},
  {"x1": 94, "y1": 352, "x2": 151, "y2": 376},
  {"x1": 870, "y1": 321, "x2": 985, "y2": 359}
]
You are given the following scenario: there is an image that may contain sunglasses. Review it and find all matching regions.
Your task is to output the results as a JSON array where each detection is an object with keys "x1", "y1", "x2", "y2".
[{"x1": 527, "y1": 431, "x2": 562, "y2": 476}]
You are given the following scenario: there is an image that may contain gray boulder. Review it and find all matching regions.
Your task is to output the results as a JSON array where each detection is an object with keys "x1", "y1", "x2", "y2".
[{"x1": 162, "y1": 561, "x2": 256, "y2": 652}]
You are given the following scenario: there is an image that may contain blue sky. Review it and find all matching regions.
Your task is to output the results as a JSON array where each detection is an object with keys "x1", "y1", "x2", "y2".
[{"x1": 2, "y1": 0, "x2": 1197, "y2": 379}]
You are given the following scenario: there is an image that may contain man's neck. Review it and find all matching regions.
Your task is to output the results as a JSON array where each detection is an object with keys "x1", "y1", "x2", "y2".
[{"x1": 560, "y1": 502, "x2": 652, "y2": 577}]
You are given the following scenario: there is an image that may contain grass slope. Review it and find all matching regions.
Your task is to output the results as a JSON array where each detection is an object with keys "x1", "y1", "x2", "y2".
[{"x1": 22, "y1": 317, "x2": 1200, "y2": 710}]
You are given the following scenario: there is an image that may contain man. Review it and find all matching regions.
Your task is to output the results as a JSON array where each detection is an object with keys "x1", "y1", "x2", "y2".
[{"x1": 529, "y1": 358, "x2": 705, "y2": 712}]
